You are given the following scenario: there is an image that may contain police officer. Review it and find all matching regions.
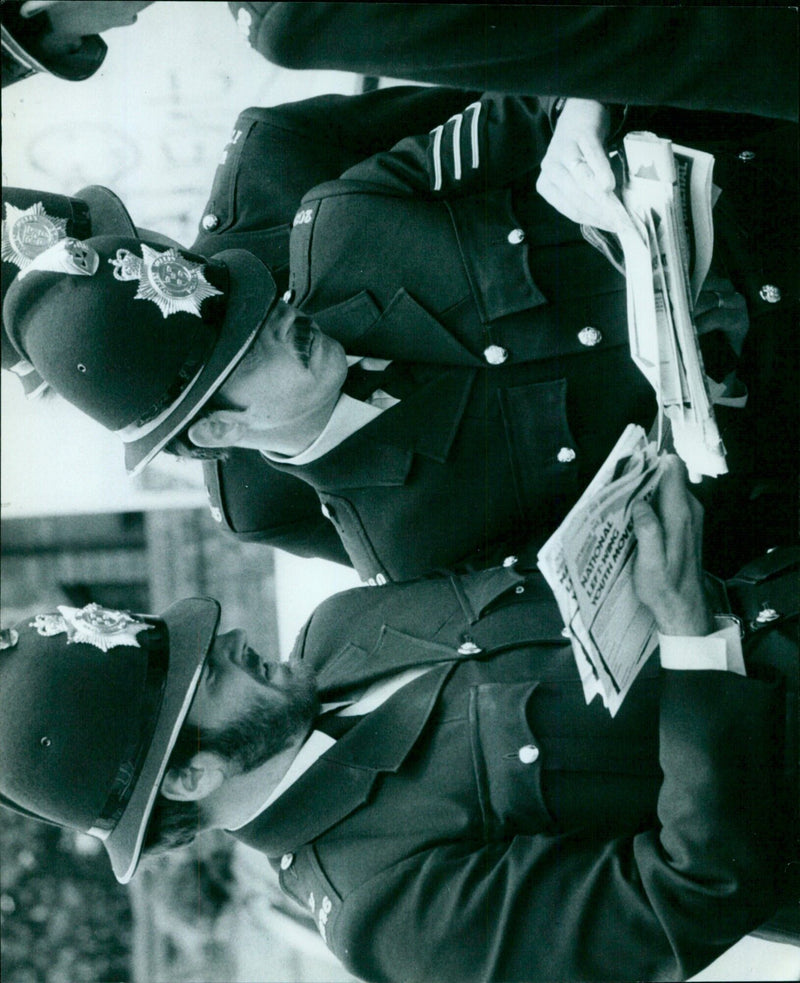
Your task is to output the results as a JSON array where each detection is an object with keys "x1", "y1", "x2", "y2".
[
  {"x1": 194, "y1": 90, "x2": 797, "y2": 578},
  {"x1": 2, "y1": 82, "x2": 486, "y2": 563},
  {"x1": 0, "y1": 463, "x2": 796, "y2": 980},
  {"x1": 4, "y1": 92, "x2": 779, "y2": 583}
]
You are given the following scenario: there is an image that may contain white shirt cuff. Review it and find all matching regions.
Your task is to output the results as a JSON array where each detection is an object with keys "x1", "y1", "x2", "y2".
[{"x1": 658, "y1": 619, "x2": 746, "y2": 675}]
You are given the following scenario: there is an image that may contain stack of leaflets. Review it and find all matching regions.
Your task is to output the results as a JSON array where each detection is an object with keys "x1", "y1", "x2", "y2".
[
  {"x1": 583, "y1": 132, "x2": 727, "y2": 481},
  {"x1": 537, "y1": 425, "x2": 663, "y2": 716}
]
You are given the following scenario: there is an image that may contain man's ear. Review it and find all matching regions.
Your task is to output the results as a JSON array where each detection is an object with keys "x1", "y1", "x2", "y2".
[
  {"x1": 160, "y1": 752, "x2": 226, "y2": 802},
  {"x1": 188, "y1": 409, "x2": 246, "y2": 449}
]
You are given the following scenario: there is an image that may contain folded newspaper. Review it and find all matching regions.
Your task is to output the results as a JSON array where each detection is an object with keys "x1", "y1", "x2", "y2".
[
  {"x1": 582, "y1": 131, "x2": 727, "y2": 481},
  {"x1": 537, "y1": 424, "x2": 663, "y2": 716}
]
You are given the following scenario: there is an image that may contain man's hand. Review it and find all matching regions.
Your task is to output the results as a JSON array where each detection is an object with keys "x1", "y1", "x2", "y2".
[
  {"x1": 632, "y1": 456, "x2": 714, "y2": 636},
  {"x1": 536, "y1": 98, "x2": 626, "y2": 232}
]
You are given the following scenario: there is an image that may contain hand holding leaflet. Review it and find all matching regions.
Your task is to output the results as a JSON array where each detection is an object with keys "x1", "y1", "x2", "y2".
[{"x1": 538, "y1": 425, "x2": 663, "y2": 715}]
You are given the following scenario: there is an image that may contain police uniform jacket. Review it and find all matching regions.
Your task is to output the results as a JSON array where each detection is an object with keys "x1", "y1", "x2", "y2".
[
  {"x1": 214, "y1": 93, "x2": 657, "y2": 582},
  {"x1": 233, "y1": 561, "x2": 790, "y2": 982},
  {"x1": 228, "y1": 2, "x2": 798, "y2": 121},
  {"x1": 190, "y1": 84, "x2": 482, "y2": 565},
  {"x1": 206, "y1": 94, "x2": 798, "y2": 579}
]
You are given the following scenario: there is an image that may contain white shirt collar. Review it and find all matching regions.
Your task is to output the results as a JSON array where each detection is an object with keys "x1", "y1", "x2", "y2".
[
  {"x1": 260, "y1": 356, "x2": 396, "y2": 466},
  {"x1": 227, "y1": 666, "x2": 433, "y2": 830},
  {"x1": 262, "y1": 393, "x2": 381, "y2": 466}
]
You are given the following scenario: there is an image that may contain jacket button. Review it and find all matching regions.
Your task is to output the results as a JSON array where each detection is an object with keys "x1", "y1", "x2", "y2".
[
  {"x1": 561, "y1": 626, "x2": 571, "y2": 638},
  {"x1": 754, "y1": 603, "x2": 780, "y2": 624},
  {"x1": 375, "y1": 573, "x2": 387, "y2": 585},
  {"x1": 557, "y1": 447, "x2": 577, "y2": 464},
  {"x1": 759, "y1": 284, "x2": 781, "y2": 304},
  {"x1": 514, "y1": 585, "x2": 525, "y2": 594},
  {"x1": 209, "y1": 505, "x2": 222, "y2": 523},
  {"x1": 518, "y1": 744, "x2": 539, "y2": 764},
  {"x1": 507, "y1": 228, "x2": 526, "y2": 245},
  {"x1": 738, "y1": 149, "x2": 756, "y2": 162},
  {"x1": 201, "y1": 213, "x2": 219, "y2": 231},
  {"x1": 458, "y1": 641, "x2": 483, "y2": 655},
  {"x1": 502, "y1": 555, "x2": 518, "y2": 567},
  {"x1": 577, "y1": 326, "x2": 603, "y2": 347},
  {"x1": 483, "y1": 344, "x2": 508, "y2": 365},
  {"x1": 280, "y1": 853, "x2": 294, "y2": 870},
  {"x1": 282, "y1": 289, "x2": 295, "y2": 304}
]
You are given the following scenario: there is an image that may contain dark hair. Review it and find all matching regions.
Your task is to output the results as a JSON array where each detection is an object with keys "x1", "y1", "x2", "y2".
[
  {"x1": 141, "y1": 722, "x2": 205, "y2": 855},
  {"x1": 161, "y1": 391, "x2": 238, "y2": 462},
  {"x1": 142, "y1": 702, "x2": 304, "y2": 856}
]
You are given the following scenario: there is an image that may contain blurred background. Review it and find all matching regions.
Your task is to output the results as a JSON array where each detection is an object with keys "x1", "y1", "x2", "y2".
[{"x1": 1, "y1": 3, "x2": 797, "y2": 982}]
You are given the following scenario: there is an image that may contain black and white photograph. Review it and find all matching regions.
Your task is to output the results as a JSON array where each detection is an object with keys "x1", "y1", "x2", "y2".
[{"x1": 1, "y1": 4, "x2": 798, "y2": 982}]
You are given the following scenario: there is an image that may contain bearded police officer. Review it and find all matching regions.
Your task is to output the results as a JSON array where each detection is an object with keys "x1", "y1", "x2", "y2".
[{"x1": 1, "y1": 459, "x2": 796, "y2": 981}]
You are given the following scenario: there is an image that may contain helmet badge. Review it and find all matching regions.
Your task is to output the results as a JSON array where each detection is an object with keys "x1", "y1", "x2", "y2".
[
  {"x1": 110, "y1": 243, "x2": 223, "y2": 319},
  {"x1": 29, "y1": 603, "x2": 153, "y2": 652},
  {"x1": 2, "y1": 201, "x2": 68, "y2": 271}
]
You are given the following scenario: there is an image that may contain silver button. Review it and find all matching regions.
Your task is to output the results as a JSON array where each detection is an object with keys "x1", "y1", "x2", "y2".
[
  {"x1": 282, "y1": 289, "x2": 295, "y2": 304},
  {"x1": 502, "y1": 555, "x2": 518, "y2": 567},
  {"x1": 367, "y1": 578, "x2": 377, "y2": 586},
  {"x1": 375, "y1": 573, "x2": 387, "y2": 585},
  {"x1": 561, "y1": 626, "x2": 571, "y2": 638},
  {"x1": 507, "y1": 228, "x2": 526, "y2": 245},
  {"x1": 280, "y1": 853, "x2": 294, "y2": 870},
  {"x1": 557, "y1": 447, "x2": 577, "y2": 464},
  {"x1": 514, "y1": 585, "x2": 525, "y2": 594},
  {"x1": 577, "y1": 326, "x2": 603, "y2": 347},
  {"x1": 759, "y1": 284, "x2": 781, "y2": 304},
  {"x1": 201, "y1": 213, "x2": 219, "y2": 231},
  {"x1": 322, "y1": 896, "x2": 332, "y2": 914},
  {"x1": 755, "y1": 604, "x2": 780, "y2": 624},
  {"x1": 458, "y1": 641, "x2": 483, "y2": 655},
  {"x1": 483, "y1": 344, "x2": 508, "y2": 365},
  {"x1": 321, "y1": 503, "x2": 332, "y2": 519},
  {"x1": 209, "y1": 505, "x2": 222, "y2": 523},
  {"x1": 518, "y1": 744, "x2": 539, "y2": 764},
  {"x1": 738, "y1": 150, "x2": 756, "y2": 162}
]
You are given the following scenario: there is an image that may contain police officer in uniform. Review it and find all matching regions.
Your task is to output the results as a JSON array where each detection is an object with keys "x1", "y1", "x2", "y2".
[
  {"x1": 5, "y1": 92, "x2": 784, "y2": 583},
  {"x1": 191, "y1": 90, "x2": 794, "y2": 580},
  {"x1": 2, "y1": 82, "x2": 485, "y2": 562},
  {"x1": 0, "y1": 461, "x2": 796, "y2": 981}
]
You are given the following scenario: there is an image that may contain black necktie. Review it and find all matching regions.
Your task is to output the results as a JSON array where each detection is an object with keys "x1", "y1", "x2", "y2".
[
  {"x1": 341, "y1": 361, "x2": 419, "y2": 404},
  {"x1": 315, "y1": 708, "x2": 360, "y2": 740}
]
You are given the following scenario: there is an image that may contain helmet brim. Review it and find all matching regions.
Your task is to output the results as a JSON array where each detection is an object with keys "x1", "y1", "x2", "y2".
[
  {"x1": 122, "y1": 248, "x2": 277, "y2": 476},
  {"x1": 104, "y1": 596, "x2": 220, "y2": 883}
]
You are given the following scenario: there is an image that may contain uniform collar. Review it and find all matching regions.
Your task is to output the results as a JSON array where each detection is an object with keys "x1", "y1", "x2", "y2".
[
  {"x1": 231, "y1": 663, "x2": 452, "y2": 856},
  {"x1": 262, "y1": 393, "x2": 381, "y2": 466},
  {"x1": 267, "y1": 368, "x2": 475, "y2": 490}
]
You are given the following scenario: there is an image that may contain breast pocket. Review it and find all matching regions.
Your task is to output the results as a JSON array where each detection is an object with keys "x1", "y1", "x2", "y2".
[
  {"x1": 470, "y1": 681, "x2": 554, "y2": 838},
  {"x1": 498, "y1": 379, "x2": 580, "y2": 525}
]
